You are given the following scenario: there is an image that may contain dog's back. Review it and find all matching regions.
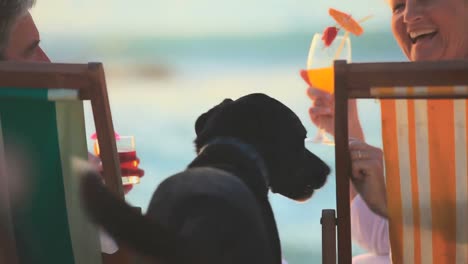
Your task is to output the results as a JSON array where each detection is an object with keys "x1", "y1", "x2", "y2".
[
  {"x1": 146, "y1": 168, "x2": 274, "y2": 264},
  {"x1": 81, "y1": 164, "x2": 275, "y2": 264}
]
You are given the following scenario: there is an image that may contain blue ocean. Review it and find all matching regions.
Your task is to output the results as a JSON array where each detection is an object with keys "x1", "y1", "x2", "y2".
[{"x1": 43, "y1": 29, "x2": 406, "y2": 263}]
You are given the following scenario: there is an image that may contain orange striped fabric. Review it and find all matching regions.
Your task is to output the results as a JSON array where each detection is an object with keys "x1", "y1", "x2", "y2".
[
  {"x1": 380, "y1": 86, "x2": 468, "y2": 264},
  {"x1": 372, "y1": 86, "x2": 468, "y2": 98}
]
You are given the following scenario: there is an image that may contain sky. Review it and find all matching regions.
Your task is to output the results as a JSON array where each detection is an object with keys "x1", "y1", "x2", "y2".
[{"x1": 31, "y1": 0, "x2": 393, "y2": 37}]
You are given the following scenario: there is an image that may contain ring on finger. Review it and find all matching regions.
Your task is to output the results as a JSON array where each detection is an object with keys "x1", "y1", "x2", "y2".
[{"x1": 355, "y1": 150, "x2": 368, "y2": 159}]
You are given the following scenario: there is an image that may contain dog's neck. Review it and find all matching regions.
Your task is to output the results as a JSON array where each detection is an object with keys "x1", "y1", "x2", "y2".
[{"x1": 189, "y1": 137, "x2": 269, "y2": 199}]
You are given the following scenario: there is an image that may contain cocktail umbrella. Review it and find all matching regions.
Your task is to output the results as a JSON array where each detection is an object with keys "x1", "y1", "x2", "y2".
[
  {"x1": 329, "y1": 8, "x2": 364, "y2": 36},
  {"x1": 301, "y1": 8, "x2": 372, "y2": 86},
  {"x1": 322, "y1": 8, "x2": 372, "y2": 47}
]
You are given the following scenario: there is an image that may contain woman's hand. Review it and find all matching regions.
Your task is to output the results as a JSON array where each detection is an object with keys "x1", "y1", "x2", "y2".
[
  {"x1": 306, "y1": 86, "x2": 363, "y2": 139},
  {"x1": 307, "y1": 87, "x2": 334, "y2": 135},
  {"x1": 349, "y1": 138, "x2": 388, "y2": 218}
]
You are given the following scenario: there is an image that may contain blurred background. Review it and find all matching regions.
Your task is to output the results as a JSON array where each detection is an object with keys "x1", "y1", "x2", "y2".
[{"x1": 32, "y1": 0, "x2": 406, "y2": 262}]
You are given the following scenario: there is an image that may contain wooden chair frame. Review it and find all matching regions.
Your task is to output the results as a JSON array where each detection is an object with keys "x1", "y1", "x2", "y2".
[
  {"x1": 0, "y1": 61, "x2": 128, "y2": 264},
  {"x1": 321, "y1": 59, "x2": 468, "y2": 264}
]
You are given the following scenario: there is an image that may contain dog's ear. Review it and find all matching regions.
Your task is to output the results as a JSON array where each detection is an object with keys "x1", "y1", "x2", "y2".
[{"x1": 195, "y1": 98, "x2": 233, "y2": 136}]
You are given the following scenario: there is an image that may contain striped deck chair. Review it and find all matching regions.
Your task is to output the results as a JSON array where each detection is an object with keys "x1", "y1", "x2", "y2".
[
  {"x1": 321, "y1": 60, "x2": 468, "y2": 264},
  {"x1": 0, "y1": 62, "x2": 129, "y2": 264}
]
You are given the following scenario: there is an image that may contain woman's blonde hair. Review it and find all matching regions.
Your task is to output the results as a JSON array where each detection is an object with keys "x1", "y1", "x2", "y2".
[{"x1": 0, "y1": 0, "x2": 35, "y2": 59}]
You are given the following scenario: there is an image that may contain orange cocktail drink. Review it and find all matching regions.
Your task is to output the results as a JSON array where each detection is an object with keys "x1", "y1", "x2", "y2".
[
  {"x1": 300, "y1": 32, "x2": 351, "y2": 145},
  {"x1": 301, "y1": 67, "x2": 334, "y2": 93}
]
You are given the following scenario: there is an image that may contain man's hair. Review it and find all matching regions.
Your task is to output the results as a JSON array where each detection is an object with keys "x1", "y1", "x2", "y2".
[{"x1": 0, "y1": 0, "x2": 35, "y2": 59}]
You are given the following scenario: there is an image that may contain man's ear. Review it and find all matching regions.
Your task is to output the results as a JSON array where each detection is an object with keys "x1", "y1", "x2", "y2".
[{"x1": 195, "y1": 98, "x2": 233, "y2": 136}]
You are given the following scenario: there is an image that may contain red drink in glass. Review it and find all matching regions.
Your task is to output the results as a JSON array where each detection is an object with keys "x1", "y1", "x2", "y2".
[
  {"x1": 94, "y1": 136, "x2": 141, "y2": 185},
  {"x1": 118, "y1": 150, "x2": 140, "y2": 185}
]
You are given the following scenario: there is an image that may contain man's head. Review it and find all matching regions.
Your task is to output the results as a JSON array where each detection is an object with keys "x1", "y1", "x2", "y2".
[
  {"x1": 0, "y1": 0, "x2": 48, "y2": 62},
  {"x1": 4, "y1": 12, "x2": 49, "y2": 62},
  {"x1": 0, "y1": 0, "x2": 36, "y2": 59}
]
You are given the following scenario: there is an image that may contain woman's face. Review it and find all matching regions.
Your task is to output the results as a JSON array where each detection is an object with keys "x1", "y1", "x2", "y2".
[{"x1": 389, "y1": 0, "x2": 468, "y2": 61}]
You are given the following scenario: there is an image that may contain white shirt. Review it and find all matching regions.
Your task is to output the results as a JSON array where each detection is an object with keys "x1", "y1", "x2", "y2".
[{"x1": 351, "y1": 195, "x2": 391, "y2": 264}]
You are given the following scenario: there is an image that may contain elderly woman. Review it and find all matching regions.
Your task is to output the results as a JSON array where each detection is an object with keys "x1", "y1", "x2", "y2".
[{"x1": 307, "y1": 0, "x2": 468, "y2": 263}]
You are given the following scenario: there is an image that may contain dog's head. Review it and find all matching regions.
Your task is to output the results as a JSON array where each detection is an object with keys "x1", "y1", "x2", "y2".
[{"x1": 194, "y1": 93, "x2": 330, "y2": 201}]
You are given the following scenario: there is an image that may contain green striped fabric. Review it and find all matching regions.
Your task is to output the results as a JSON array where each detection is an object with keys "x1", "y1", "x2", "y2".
[
  {"x1": 0, "y1": 88, "x2": 79, "y2": 101},
  {"x1": 0, "y1": 88, "x2": 102, "y2": 264}
]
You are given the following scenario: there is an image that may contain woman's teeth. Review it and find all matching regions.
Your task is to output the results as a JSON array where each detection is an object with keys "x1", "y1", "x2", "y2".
[{"x1": 409, "y1": 30, "x2": 437, "y2": 44}]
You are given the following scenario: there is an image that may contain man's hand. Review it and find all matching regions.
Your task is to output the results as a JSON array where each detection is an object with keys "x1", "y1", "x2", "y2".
[{"x1": 88, "y1": 152, "x2": 144, "y2": 195}]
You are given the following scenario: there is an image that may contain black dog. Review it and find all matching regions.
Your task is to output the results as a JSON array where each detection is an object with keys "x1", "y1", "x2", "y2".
[{"x1": 80, "y1": 93, "x2": 330, "y2": 264}]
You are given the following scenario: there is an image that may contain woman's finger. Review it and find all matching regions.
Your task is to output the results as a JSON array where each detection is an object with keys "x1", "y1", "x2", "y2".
[
  {"x1": 349, "y1": 139, "x2": 382, "y2": 152},
  {"x1": 307, "y1": 87, "x2": 332, "y2": 101},
  {"x1": 350, "y1": 150, "x2": 376, "y2": 161},
  {"x1": 349, "y1": 145, "x2": 382, "y2": 158},
  {"x1": 312, "y1": 97, "x2": 331, "y2": 107},
  {"x1": 309, "y1": 106, "x2": 332, "y2": 116},
  {"x1": 350, "y1": 159, "x2": 374, "y2": 180},
  {"x1": 351, "y1": 158, "x2": 382, "y2": 179},
  {"x1": 349, "y1": 142, "x2": 374, "y2": 152}
]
